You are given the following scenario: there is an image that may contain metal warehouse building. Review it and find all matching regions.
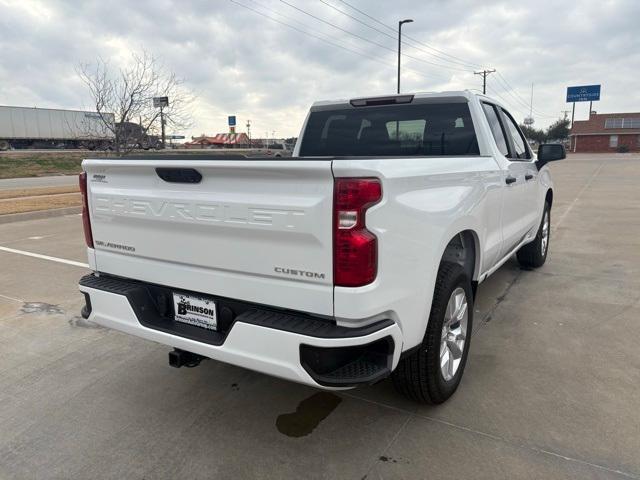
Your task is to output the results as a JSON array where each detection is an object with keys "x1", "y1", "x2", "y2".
[{"x1": 569, "y1": 112, "x2": 640, "y2": 153}]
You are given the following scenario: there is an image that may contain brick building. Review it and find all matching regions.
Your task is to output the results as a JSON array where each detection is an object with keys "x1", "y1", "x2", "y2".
[{"x1": 569, "y1": 112, "x2": 640, "y2": 153}]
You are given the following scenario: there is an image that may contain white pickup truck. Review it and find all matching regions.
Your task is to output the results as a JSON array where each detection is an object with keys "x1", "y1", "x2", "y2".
[{"x1": 78, "y1": 91, "x2": 565, "y2": 404}]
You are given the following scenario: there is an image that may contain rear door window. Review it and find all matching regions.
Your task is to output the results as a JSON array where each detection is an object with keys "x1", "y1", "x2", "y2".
[
  {"x1": 299, "y1": 103, "x2": 479, "y2": 157},
  {"x1": 500, "y1": 109, "x2": 531, "y2": 160},
  {"x1": 482, "y1": 103, "x2": 509, "y2": 156}
]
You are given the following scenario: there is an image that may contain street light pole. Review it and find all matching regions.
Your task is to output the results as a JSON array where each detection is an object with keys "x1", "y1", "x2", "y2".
[{"x1": 397, "y1": 19, "x2": 413, "y2": 94}]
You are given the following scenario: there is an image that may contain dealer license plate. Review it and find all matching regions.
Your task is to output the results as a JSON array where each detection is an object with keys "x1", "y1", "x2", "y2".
[{"x1": 172, "y1": 292, "x2": 217, "y2": 331}]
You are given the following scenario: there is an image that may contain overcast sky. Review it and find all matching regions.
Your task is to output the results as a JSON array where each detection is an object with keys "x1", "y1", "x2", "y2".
[{"x1": 1, "y1": 0, "x2": 639, "y2": 138}]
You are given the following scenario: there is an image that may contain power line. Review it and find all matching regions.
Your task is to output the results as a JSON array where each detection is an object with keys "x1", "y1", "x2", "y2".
[
  {"x1": 493, "y1": 71, "x2": 556, "y2": 118},
  {"x1": 278, "y1": 1, "x2": 396, "y2": 53},
  {"x1": 487, "y1": 84, "x2": 559, "y2": 125},
  {"x1": 318, "y1": 0, "x2": 396, "y2": 42},
  {"x1": 278, "y1": 0, "x2": 470, "y2": 74},
  {"x1": 230, "y1": 0, "x2": 390, "y2": 66},
  {"x1": 235, "y1": 0, "x2": 560, "y2": 120},
  {"x1": 328, "y1": 0, "x2": 561, "y2": 118},
  {"x1": 320, "y1": 0, "x2": 471, "y2": 72},
  {"x1": 485, "y1": 85, "x2": 530, "y2": 120},
  {"x1": 246, "y1": 0, "x2": 386, "y2": 59},
  {"x1": 230, "y1": 0, "x2": 447, "y2": 83},
  {"x1": 496, "y1": 72, "x2": 534, "y2": 106},
  {"x1": 485, "y1": 72, "x2": 553, "y2": 118},
  {"x1": 333, "y1": 0, "x2": 488, "y2": 70}
]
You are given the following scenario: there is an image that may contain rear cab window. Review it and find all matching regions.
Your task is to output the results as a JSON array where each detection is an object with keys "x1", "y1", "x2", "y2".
[{"x1": 299, "y1": 102, "x2": 480, "y2": 157}]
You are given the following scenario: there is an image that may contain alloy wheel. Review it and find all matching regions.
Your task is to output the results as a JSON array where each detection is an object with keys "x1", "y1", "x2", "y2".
[{"x1": 440, "y1": 287, "x2": 468, "y2": 381}]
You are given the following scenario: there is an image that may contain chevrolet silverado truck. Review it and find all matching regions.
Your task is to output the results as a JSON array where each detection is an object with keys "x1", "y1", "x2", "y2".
[{"x1": 78, "y1": 91, "x2": 565, "y2": 403}]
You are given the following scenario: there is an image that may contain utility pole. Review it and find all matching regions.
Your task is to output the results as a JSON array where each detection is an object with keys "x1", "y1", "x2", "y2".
[
  {"x1": 153, "y1": 96, "x2": 169, "y2": 149},
  {"x1": 474, "y1": 69, "x2": 496, "y2": 94},
  {"x1": 397, "y1": 19, "x2": 413, "y2": 94},
  {"x1": 246, "y1": 119, "x2": 251, "y2": 147},
  {"x1": 160, "y1": 106, "x2": 166, "y2": 149}
]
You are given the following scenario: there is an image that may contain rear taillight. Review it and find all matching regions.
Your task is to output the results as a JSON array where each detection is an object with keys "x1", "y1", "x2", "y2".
[
  {"x1": 333, "y1": 178, "x2": 382, "y2": 287},
  {"x1": 79, "y1": 172, "x2": 94, "y2": 248}
]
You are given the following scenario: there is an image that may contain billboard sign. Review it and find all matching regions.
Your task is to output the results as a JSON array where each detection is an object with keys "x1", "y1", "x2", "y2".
[
  {"x1": 228, "y1": 115, "x2": 236, "y2": 126},
  {"x1": 566, "y1": 85, "x2": 600, "y2": 102},
  {"x1": 153, "y1": 96, "x2": 169, "y2": 108}
]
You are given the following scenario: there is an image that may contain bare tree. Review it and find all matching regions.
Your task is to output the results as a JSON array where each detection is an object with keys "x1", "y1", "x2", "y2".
[{"x1": 77, "y1": 51, "x2": 193, "y2": 154}]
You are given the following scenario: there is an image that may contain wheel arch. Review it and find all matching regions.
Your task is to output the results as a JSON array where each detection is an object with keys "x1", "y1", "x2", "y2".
[
  {"x1": 398, "y1": 225, "x2": 482, "y2": 354},
  {"x1": 440, "y1": 229, "x2": 481, "y2": 284},
  {"x1": 545, "y1": 188, "x2": 553, "y2": 207}
]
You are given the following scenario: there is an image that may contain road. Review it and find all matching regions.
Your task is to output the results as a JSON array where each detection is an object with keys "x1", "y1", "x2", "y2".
[
  {"x1": 0, "y1": 174, "x2": 78, "y2": 191},
  {"x1": 0, "y1": 153, "x2": 639, "y2": 479}
]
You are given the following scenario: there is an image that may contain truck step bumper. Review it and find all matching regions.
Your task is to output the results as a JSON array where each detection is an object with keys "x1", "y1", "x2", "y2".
[{"x1": 79, "y1": 274, "x2": 403, "y2": 389}]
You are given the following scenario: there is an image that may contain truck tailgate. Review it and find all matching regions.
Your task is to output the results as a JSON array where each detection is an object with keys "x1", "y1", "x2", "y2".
[{"x1": 83, "y1": 158, "x2": 334, "y2": 316}]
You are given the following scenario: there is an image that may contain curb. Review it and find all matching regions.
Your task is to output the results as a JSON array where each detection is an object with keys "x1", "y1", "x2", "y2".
[{"x1": 0, "y1": 206, "x2": 82, "y2": 224}]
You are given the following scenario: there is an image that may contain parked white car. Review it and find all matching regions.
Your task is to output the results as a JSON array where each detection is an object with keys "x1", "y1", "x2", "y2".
[{"x1": 78, "y1": 91, "x2": 565, "y2": 403}]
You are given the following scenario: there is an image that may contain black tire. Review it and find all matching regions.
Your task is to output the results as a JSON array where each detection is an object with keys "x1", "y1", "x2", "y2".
[
  {"x1": 392, "y1": 263, "x2": 473, "y2": 404},
  {"x1": 517, "y1": 201, "x2": 550, "y2": 269}
]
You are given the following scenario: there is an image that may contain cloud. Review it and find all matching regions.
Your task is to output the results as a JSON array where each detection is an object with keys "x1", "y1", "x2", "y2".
[{"x1": 0, "y1": 0, "x2": 638, "y2": 138}]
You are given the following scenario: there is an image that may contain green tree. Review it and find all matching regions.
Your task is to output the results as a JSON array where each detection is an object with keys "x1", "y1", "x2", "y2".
[
  {"x1": 546, "y1": 118, "x2": 571, "y2": 141},
  {"x1": 519, "y1": 124, "x2": 546, "y2": 144}
]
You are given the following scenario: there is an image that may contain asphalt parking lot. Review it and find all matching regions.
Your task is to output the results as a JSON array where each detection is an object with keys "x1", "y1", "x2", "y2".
[{"x1": 1, "y1": 153, "x2": 639, "y2": 479}]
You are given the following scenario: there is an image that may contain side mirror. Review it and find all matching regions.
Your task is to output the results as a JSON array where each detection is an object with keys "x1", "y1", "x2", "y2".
[{"x1": 536, "y1": 143, "x2": 566, "y2": 169}]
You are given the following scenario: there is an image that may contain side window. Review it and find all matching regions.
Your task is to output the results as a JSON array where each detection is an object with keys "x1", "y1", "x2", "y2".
[
  {"x1": 482, "y1": 103, "x2": 508, "y2": 156},
  {"x1": 501, "y1": 109, "x2": 531, "y2": 160}
]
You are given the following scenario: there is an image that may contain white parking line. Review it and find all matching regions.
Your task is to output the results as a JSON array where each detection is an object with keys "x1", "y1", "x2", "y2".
[
  {"x1": 555, "y1": 161, "x2": 605, "y2": 228},
  {"x1": 0, "y1": 245, "x2": 89, "y2": 269},
  {"x1": 0, "y1": 292, "x2": 23, "y2": 303}
]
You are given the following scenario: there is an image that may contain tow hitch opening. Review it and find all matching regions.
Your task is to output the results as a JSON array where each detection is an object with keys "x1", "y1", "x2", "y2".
[{"x1": 169, "y1": 348, "x2": 206, "y2": 368}]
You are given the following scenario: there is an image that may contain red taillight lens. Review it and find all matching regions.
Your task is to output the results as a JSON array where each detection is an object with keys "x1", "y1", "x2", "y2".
[
  {"x1": 333, "y1": 178, "x2": 382, "y2": 287},
  {"x1": 79, "y1": 172, "x2": 94, "y2": 248}
]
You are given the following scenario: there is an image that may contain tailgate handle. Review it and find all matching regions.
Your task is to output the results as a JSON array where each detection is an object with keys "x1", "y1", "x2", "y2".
[{"x1": 156, "y1": 168, "x2": 202, "y2": 184}]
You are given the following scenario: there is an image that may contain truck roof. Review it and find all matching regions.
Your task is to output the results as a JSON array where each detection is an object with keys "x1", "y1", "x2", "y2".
[{"x1": 310, "y1": 90, "x2": 503, "y2": 111}]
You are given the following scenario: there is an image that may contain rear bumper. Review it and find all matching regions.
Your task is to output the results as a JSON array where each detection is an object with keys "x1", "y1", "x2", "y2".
[{"x1": 79, "y1": 274, "x2": 402, "y2": 389}]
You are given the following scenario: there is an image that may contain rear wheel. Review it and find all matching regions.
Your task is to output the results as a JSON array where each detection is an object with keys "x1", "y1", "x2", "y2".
[
  {"x1": 517, "y1": 201, "x2": 550, "y2": 269},
  {"x1": 392, "y1": 263, "x2": 473, "y2": 404}
]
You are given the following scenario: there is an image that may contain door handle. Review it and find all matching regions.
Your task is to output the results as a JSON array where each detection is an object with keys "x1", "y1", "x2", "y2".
[
  {"x1": 505, "y1": 176, "x2": 517, "y2": 185},
  {"x1": 525, "y1": 174, "x2": 534, "y2": 181}
]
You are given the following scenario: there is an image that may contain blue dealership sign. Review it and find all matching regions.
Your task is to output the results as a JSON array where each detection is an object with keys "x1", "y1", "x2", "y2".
[
  {"x1": 228, "y1": 115, "x2": 236, "y2": 126},
  {"x1": 566, "y1": 85, "x2": 601, "y2": 102}
]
